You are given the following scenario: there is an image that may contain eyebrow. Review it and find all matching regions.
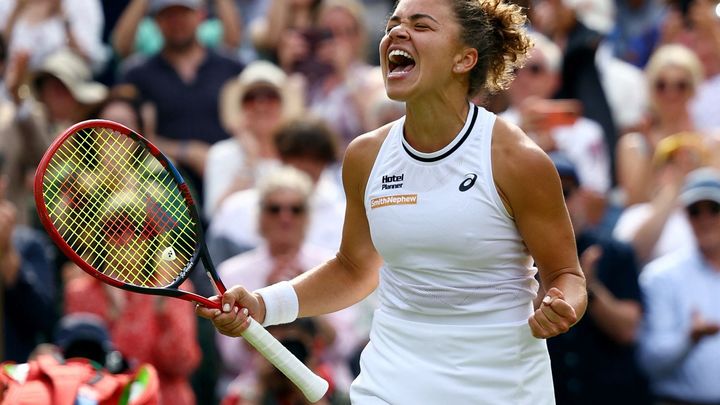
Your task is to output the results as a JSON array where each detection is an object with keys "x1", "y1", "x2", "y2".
[{"x1": 387, "y1": 13, "x2": 440, "y2": 25}]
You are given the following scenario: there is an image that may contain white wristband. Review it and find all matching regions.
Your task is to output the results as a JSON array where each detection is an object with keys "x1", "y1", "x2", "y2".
[{"x1": 255, "y1": 281, "x2": 299, "y2": 327}]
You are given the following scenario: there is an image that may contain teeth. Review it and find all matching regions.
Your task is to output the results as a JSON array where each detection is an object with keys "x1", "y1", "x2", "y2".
[{"x1": 389, "y1": 49, "x2": 414, "y2": 62}]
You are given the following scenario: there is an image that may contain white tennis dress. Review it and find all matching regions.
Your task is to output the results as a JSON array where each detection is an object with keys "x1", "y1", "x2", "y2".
[{"x1": 350, "y1": 103, "x2": 555, "y2": 404}]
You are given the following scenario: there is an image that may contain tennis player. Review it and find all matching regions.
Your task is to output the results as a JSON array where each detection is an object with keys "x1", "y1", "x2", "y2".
[{"x1": 198, "y1": 0, "x2": 587, "y2": 402}]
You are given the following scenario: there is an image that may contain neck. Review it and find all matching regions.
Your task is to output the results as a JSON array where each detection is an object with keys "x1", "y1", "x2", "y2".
[
  {"x1": 268, "y1": 243, "x2": 300, "y2": 258},
  {"x1": 654, "y1": 108, "x2": 693, "y2": 136},
  {"x1": 403, "y1": 96, "x2": 470, "y2": 152},
  {"x1": 257, "y1": 138, "x2": 278, "y2": 159},
  {"x1": 162, "y1": 44, "x2": 206, "y2": 83},
  {"x1": 701, "y1": 246, "x2": 720, "y2": 271},
  {"x1": 162, "y1": 42, "x2": 205, "y2": 65}
]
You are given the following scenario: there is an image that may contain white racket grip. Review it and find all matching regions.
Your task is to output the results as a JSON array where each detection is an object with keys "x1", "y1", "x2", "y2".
[{"x1": 241, "y1": 317, "x2": 330, "y2": 403}]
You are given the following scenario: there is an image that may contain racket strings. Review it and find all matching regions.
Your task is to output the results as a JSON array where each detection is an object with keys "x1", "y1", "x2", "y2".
[{"x1": 42, "y1": 127, "x2": 198, "y2": 287}]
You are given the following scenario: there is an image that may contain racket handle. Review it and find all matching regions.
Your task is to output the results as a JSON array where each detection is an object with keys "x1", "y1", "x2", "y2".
[{"x1": 241, "y1": 318, "x2": 330, "y2": 403}]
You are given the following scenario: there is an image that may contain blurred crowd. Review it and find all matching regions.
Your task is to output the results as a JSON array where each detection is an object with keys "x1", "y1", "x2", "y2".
[{"x1": 1, "y1": 0, "x2": 719, "y2": 403}]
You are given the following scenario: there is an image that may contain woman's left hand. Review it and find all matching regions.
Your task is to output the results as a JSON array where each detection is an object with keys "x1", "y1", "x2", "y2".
[{"x1": 528, "y1": 287, "x2": 578, "y2": 339}]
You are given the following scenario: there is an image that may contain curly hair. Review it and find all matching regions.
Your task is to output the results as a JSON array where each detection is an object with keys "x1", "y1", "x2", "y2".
[{"x1": 452, "y1": 0, "x2": 533, "y2": 96}]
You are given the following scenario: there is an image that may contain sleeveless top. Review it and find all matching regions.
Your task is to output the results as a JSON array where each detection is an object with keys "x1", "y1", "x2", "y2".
[{"x1": 364, "y1": 103, "x2": 539, "y2": 325}]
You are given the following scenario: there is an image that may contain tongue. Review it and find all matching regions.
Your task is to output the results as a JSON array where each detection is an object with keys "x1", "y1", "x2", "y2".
[{"x1": 392, "y1": 64, "x2": 415, "y2": 73}]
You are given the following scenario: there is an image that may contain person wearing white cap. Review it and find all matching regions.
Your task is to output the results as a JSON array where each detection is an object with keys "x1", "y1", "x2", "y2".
[
  {"x1": 204, "y1": 60, "x2": 303, "y2": 219},
  {"x1": 32, "y1": 49, "x2": 108, "y2": 114},
  {"x1": 637, "y1": 166, "x2": 720, "y2": 405}
]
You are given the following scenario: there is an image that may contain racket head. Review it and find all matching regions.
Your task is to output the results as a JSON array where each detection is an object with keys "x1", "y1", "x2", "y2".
[{"x1": 34, "y1": 119, "x2": 213, "y2": 304}]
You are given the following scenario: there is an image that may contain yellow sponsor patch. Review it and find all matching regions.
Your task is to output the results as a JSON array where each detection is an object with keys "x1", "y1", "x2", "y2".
[{"x1": 370, "y1": 194, "x2": 418, "y2": 209}]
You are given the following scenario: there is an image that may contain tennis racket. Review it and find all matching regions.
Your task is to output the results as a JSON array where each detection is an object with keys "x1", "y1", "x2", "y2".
[{"x1": 34, "y1": 119, "x2": 329, "y2": 403}]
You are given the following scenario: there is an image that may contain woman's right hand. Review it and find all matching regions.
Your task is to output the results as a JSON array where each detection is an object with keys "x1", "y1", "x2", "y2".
[{"x1": 195, "y1": 286, "x2": 266, "y2": 337}]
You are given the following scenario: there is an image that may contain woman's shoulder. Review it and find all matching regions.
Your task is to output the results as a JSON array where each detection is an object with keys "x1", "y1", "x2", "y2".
[
  {"x1": 491, "y1": 116, "x2": 561, "y2": 212},
  {"x1": 344, "y1": 121, "x2": 396, "y2": 167},
  {"x1": 491, "y1": 116, "x2": 553, "y2": 174}
]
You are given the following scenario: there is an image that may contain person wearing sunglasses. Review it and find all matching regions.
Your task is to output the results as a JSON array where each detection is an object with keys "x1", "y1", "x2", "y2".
[
  {"x1": 207, "y1": 116, "x2": 345, "y2": 264},
  {"x1": 502, "y1": 31, "x2": 611, "y2": 231},
  {"x1": 214, "y1": 166, "x2": 359, "y2": 401},
  {"x1": 637, "y1": 167, "x2": 720, "y2": 405},
  {"x1": 615, "y1": 44, "x2": 706, "y2": 207},
  {"x1": 205, "y1": 60, "x2": 304, "y2": 219}
]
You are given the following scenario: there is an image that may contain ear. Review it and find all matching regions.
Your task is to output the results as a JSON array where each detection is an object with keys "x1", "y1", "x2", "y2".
[{"x1": 452, "y1": 48, "x2": 478, "y2": 74}]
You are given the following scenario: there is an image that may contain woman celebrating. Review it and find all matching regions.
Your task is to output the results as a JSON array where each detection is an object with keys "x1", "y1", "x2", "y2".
[{"x1": 198, "y1": 0, "x2": 587, "y2": 402}]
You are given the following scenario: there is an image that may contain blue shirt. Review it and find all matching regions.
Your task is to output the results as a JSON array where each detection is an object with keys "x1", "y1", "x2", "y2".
[
  {"x1": 639, "y1": 247, "x2": 720, "y2": 403},
  {"x1": 120, "y1": 49, "x2": 244, "y2": 208},
  {"x1": 121, "y1": 49, "x2": 243, "y2": 145}
]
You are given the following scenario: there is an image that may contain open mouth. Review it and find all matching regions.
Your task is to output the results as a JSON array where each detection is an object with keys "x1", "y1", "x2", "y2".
[{"x1": 388, "y1": 49, "x2": 416, "y2": 74}]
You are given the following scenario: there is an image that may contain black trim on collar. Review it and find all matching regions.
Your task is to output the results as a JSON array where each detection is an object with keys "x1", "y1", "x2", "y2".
[{"x1": 402, "y1": 105, "x2": 478, "y2": 162}]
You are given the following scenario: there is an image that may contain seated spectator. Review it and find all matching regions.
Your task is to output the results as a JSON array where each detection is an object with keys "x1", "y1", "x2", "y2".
[
  {"x1": 215, "y1": 166, "x2": 362, "y2": 398},
  {"x1": 29, "y1": 49, "x2": 108, "y2": 134},
  {"x1": 0, "y1": 0, "x2": 107, "y2": 71},
  {"x1": 111, "y1": 0, "x2": 241, "y2": 59},
  {"x1": 207, "y1": 60, "x2": 303, "y2": 218},
  {"x1": 304, "y1": 0, "x2": 377, "y2": 148},
  {"x1": 208, "y1": 117, "x2": 344, "y2": 262},
  {"x1": 0, "y1": 152, "x2": 58, "y2": 363},
  {"x1": 638, "y1": 167, "x2": 720, "y2": 404},
  {"x1": 616, "y1": 44, "x2": 707, "y2": 206},
  {"x1": 502, "y1": 31, "x2": 611, "y2": 196},
  {"x1": 64, "y1": 270, "x2": 201, "y2": 404},
  {"x1": 531, "y1": 0, "x2": 645, "y2": 173},
  {"x1": 0, "y1": 36, "x2": 54, "y2": 225},
  {"x1": 501, "y1": 31, "x2": 610, "y2": 228},
  {"x1": 545, "y1": 152, "x2": 651, "y2": 405},
  {"x1": 119, "y1": 0, "x2": 244, "y2": 210},
  {"x1": 249, "y1": 0, "x2": 323, "y2": 60},
  {"x1": 54, "y1": 313, "x2": 127, "y2": 373}
]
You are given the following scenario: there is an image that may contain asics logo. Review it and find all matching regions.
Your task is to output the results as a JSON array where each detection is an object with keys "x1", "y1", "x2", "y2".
[{"x1": 459, "y1": 173, "x2": 478, "y2": 192}]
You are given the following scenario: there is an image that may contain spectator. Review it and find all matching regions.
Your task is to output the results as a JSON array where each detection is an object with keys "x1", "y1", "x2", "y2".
[
  {"x1": 502, "y1": 31, "x2": 611, "y2": 203},
  {"x1": 207, "y1": 59, "x2": 303, "y2": 218},
  {"x1": 0, "y1": 152, "x2": 58, "y2": 363},
  {"x1": 30, "y1": 49, "x2": 108, "y2": 134},
  {"x1": 112, "y1": 0, "x2": 242, "y2": 60},
  {"x1": 615, "y1": 44, "x2": 706, "y2": 206},
  {"x1": 305, "y1": 0, "x2": 377, "y2": 148},
  {"x1": 249, "y1": 0, "x2": 323, "y2": 60},
  {"x1": 208, "y1": 116, "x2": 344, "y2": 262},
  {"x1": 120, "y1": 0, "x2": 244, "y2": 210},
  {"x1": 637, "y1": 167, "x2": 720, "y2": 404},
  {"x1": 54, "y1": 313, "x2": 127, "y2": 373},
  {"x1": 0, "y1": 36, "x2": 54, "y2": 225},
  {"x1": 0, "y1": 0, "x2": 107, "y2": 72},
  {"x1": 215, "y1": 166, "x2": 362, "y2": 398},
  {"x1": 532, "y1": 0, "x2": 646, "y2": 179},
  {"x1": 545, "y1": 152, "x2": 651, "y2": 405},
  {"x1": 64, "y1": 271, "x2": 201, "y2": 404}
]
